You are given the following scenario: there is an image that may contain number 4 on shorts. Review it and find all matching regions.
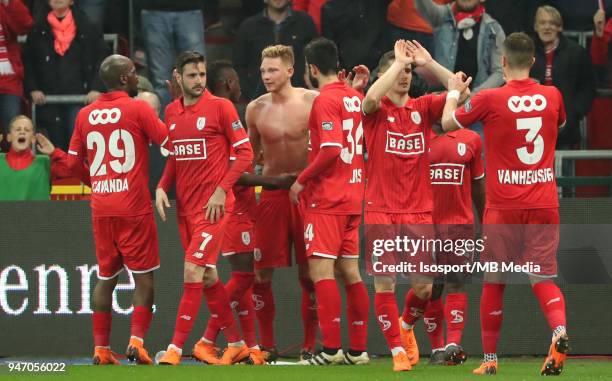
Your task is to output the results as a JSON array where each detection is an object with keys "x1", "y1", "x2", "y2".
[{"x1": 304, "y1": 223, "x2": 314, "y2": 242}]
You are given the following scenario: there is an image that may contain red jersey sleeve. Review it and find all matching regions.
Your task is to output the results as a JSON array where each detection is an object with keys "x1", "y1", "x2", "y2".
[
  {"x1": 452, "y1": 92, "x2": 490, "y2": 129},
  {"x1": 218, "y1": 100, "x2": 253, "y2": 193},
  {"x1": 425, "y1": 92, "x2": 447, "y2": 123},
  {"x1": 470, "y1": 134, "x2": 485, "y2": 179},
  {"x1": 67, "y1": 113, "x2": 86, "y2": 166},
  {"x1": 313, "y1": 96, "x2": 344, "y2": 149},
  {"x1": 50, "y1": 148, "x2": 91, "y2": 185},
  {"x1": 138, "y1": 100, "x2": 170, "y2": 149},
  {"x1": 556, "y1": 88, "x2": 567, "y2": 128}
]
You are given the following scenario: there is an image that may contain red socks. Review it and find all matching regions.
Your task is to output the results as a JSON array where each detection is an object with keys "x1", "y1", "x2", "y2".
[
  {"x1": 480, "y1": 283, "x2": 505, "y2": 354},
  {"x1": 314, "y1": 279, "x2": 342, "y2": 349},
  {"x1": 424, "y1": 298, "x2": 445, "y2": 349},
  {"x1": 171, "y1": 282, "x2": 204, "y2": 349},
  {"x1": 203, "y1": 280, "x2": 242, "y2": 343},
  {"x1": 374, "y1": 292, "x2": 402, "y2": 350},
  {"x1": 253, "y1": 281, "x2": 275, "y2": 348},
  {"x1": 345, "y1": 281, "x2": 369, "y2": 352},
  {"x1": 299, "y1": 277, "x2": 318, "y2": 351},
  {"x1": 238, "y1": 288, "x2": 257, "y2": 348},
  {"x1": 445, "y1": 292, "x2": 467, "y2": 345},
  {"x1": 93, "y1": 311, "x2": 112, "y2": 347},
  {"x1": 130, "y1": 305, "x2": 153, "y2": 341},
  {"x1": 532, "y1": 281, "x2": 567, "y2": 331},
  {"x1": 203, "y1": 272, "x2": 255, "y2": 344},
  {"x1": 402, "y1": 288, "x2": 429, "y2": 325}
]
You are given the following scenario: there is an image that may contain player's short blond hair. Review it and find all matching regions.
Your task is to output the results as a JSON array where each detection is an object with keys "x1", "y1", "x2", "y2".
[
  {"x1": 261, "y1": 45, "x2": 295, "y2": 67},
  {"x1": 535, "y1": 5, "x2": 563, "y2": 29}
]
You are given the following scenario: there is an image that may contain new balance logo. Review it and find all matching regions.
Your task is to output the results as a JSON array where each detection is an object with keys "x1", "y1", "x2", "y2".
[
  {"x1": 332, "y1": 317, "x2": 341, "y2": 323},
  {"x1": 193, "y1": 252, "x2": 204, "y2": 259},
  {"x1": 450, "y1": 309, "x2": 464, "y2": 323},
  {"x1": 489, "y1": 310, "x2": 502, "y2": 316},
  {"x1": 238, "y1": 310, "x2": 249, "y2": 316},
  {"x1": 546, "y1": 297, "x2": 561, "y2": 306},
  {"x1": 352, "y1": 321, "x2": 364, "y2": 326},
  {"x1": 180, "y1": 315, "x2": 192, "y2": 321},
  {"x1": 378, "y1": 315, "x2": 391, "y2": 331}
]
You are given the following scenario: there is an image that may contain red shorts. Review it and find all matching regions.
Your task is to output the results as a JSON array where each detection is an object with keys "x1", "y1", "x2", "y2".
[
  {"x1": 364, "y1": 211, "x2": 435, "y2": 276},
  {"x1": 221, "y1": 213, "x2": 255, "y2": 256},
  {"x1": 435, "y1": 224, "x2": 476, "y2": 267},
  {"x1": 254, "y1": 189, "x2": 306, "y2": 268},
  {"x1": 482, "y1": 208, "x2": 559, "y2": 277},
  {"x1": 178, "y1": 212, "x2": 227, "y2": 268},
  {"x1": 92, "y1": 213, "x2": 159, "y2": 279},
  {"x1": 304, "y1": 212, "x2": 361, "y2": 259}
]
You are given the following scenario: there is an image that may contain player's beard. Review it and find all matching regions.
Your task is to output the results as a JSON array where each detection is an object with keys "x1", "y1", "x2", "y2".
[
  {"x1": 308, "y1": 73, "x2": 319, "y2": 89},
  {"x1": 127, "y1": 85, "x2": 138, "y2": 97}
]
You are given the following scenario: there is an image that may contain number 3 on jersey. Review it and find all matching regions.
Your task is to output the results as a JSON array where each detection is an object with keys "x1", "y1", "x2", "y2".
[
  {"x1": 516, "y1": 117, "x2": 543, "y2": 165},
  {"x1": 340, "y1": 118, "x2": 363, "y2": 165},
  {"x1": 87, "y1": 129, "x2": 136, "y2": 177}
]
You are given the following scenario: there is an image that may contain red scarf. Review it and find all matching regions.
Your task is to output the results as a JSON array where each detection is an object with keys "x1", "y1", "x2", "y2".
[
  {"x1": 6, "y1": 147, "x2": 34, "y2": 171},
  {"x1": 47, "y1": 8, "x2": 76, "y2": 56},
  {"x1": 0, "y1": 12, "x2": 14, "y2": 75},
  {"x1": 453, "y1": 3, "x2": 485, "y2": 28}
]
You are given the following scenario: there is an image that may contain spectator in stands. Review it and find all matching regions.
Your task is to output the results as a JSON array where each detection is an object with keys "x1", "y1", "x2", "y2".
[
  {"x1": 531, "y1": 5, "x2": 595, "y2": 148},
  {"x1": 140, "y1": 0, "x2": 206, "y2": 109},
  {"x1": 592, "y1": 7, "x2": 612, "y2": 87},
  {"x1": 0, "y1": 114, "x2": 88, "y2": 200},
  {"x1": 293, "y1": 0, "x2": 327, "y2": 34},
  {"x1": 321, "y1": 0, "x2": 391, "y2": 71},
  {"x1": 24, "y1": 0, "x2": 108, "y2": 151},
  {"x1": 76, "y1": 0, "x2": 105, "y2": 29},
  {"x1": 0, "y1": 0, "x2": 33, "y2": 139},
  {"x1": 386, "y1": 0, "x2": 451, "y2": 52},
  {"x1": 415, "y1": 0, "x2": 505, "y2": 93},
  {"x1": 485, "y1": 0, "x2": 541, "y2": 36},
  {"x1": 234, "y1": 0, "x2": 316, "y2": 99}
]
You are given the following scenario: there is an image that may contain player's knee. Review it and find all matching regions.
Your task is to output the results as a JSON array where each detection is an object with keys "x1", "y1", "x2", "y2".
[
  {"x1": 374, "y1": 276, "x2": 395, "y2": 292},
  {"x1": 413, "y1": 283, "x2": 433, "y2": 300},
  {"x1": 202, "y1": 267, "x2": 218, "y2": 287},
  {"x1": 255, "y1": 268, "x2": 273, "y2": 283}
]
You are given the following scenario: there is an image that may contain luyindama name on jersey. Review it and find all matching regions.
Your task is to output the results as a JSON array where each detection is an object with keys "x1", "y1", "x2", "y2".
[
  {"x1": 91, "y1": 178, "x2": 129, "y2": 194},
  {"x1": 497, "y1": 168, "x2": 554, "y2": 185}
]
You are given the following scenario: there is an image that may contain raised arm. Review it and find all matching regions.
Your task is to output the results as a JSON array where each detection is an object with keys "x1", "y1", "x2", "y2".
[
  {"x1": 362, "y1": 40, "x2": 414, "y2": 115},
  {"x1": 246, "y1": 101, "x2": 262, "y2": 166},
  {"x1": 414, "y1": 0, "x2": 448, "y2": 29}
]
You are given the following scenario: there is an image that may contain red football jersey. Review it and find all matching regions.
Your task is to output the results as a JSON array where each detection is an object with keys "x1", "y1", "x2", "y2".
[
  {"x1": 363, "y1": 93, "x2": 446, "y2": 213},
  {"x1": 429, "y1": 128, "x2": 484, "y2": 224},
  {"x1": 228, "y1": 153, "x2": 256, "y2": 219},
  {"x1": 302, "y1": 81, "x2": 365, "y2": 215},
  {"x1": 164, "y1": 90, "x2": 251, "y2": 216},
  {"x1": 453, "y1": 79, "x2": 566, "y2": 209},
  {"x1": 68, "y1": 91, "x2": 168, "y2": 217}
]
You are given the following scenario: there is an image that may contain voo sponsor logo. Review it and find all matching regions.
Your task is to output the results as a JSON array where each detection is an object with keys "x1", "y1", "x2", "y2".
[{"x1": 89, "y1": 108, "x2": 121, "y2": 125}]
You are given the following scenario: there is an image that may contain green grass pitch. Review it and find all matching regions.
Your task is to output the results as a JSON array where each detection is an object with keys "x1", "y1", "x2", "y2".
[{"x1": 2, "y1": 358, "x2": 612, "y2": 381}]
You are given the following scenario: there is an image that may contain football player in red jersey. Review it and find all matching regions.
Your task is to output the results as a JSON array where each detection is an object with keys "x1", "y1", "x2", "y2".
[
  {"x1": 245, "y1": 45, "x2": 320, "y2": 361},
  {"x1": 67, "y1": 54, "x2": 170, "y2": 365},
  {"x1": 361, "y1": 40, "x2": 468, "y2": 372},
  {"x1": 289, "y1": 37, "x2": 370, "y2": 366},
  {"x1": 424, "y1": 123, "x2": 485, "y2": 366},
  {"x1": 441, "y1": 32, "x2": 569, "y2": 376},
  {"x1": 155, "y1": 51, "x2": 254, "y2": 365}
]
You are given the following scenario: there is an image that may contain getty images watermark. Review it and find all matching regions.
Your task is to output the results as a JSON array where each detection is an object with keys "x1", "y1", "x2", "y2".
[{"x1": 363, "y1": 224, "x2": 565, "y2": 280}]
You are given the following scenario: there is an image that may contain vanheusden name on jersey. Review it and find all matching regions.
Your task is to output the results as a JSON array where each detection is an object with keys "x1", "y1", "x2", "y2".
[
  {"x1": 497, "y1": 167, "x2": 554, "y2": 185},
  {"x1": 430, "y1": 163, "x2": 465, "y2": 185},
  {"x1": 91, "y1": 178, "x2": 129, "y2": 194}
]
